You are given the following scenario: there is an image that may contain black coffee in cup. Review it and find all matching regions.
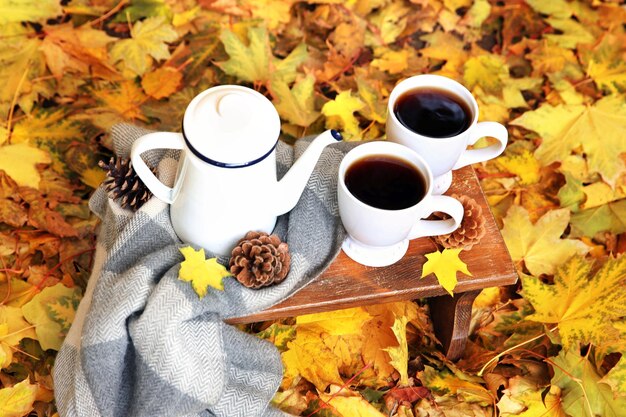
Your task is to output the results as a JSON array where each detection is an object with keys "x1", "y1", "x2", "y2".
[
  {"x1": 345, "y1": 155, "x2": 426, "y2": 210},
  {"x1": 394, "y1": 87, "x2": 472, "y2": 138}
]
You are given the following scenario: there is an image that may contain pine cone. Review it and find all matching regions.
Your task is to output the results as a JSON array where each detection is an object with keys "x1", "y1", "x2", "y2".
[
  {"x1": 229, "y1": 231, "x2": 291, "y2": 289},
  {"x1": 434, "y1": 195, "x2": 486, "y2": 250},
  {"x1": 99, "y1": 157, "x2": 153, "y2": 211}
]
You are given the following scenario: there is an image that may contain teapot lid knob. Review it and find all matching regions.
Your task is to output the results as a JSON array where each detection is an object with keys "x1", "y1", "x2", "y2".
[
  {"x1": 216, "y1": 93, "x2": 250, "y2": 123},
  {"x1": 182, "y1": 85, "x2": 280, "y2": 167}
]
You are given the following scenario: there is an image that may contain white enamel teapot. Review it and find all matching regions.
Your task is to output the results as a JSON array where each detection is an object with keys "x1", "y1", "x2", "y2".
[{"x1": 131, "y1": 85, "x2": 343, "y2": 256}]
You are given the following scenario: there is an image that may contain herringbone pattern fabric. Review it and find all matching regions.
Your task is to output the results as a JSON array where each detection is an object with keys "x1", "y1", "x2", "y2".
[{"x1": 54, "y1": 124, "x2": 359, "y2": 417}]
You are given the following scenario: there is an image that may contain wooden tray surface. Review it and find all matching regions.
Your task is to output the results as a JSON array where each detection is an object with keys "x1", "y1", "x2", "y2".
[{"x1": 229, "y1": 166, "x2": 517, "y2": 324}]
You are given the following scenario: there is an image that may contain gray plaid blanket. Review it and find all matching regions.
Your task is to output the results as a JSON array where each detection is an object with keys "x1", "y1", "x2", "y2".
[{"x1": 54, "y1": 124, "x2": 357, "y2": 417}]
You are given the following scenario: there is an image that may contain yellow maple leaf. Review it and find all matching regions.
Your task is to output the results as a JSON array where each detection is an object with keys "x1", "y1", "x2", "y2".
[
  {"x1": 464, "y1": 54, "x2": 508, "y2": 95},
  {"x1": 0, "y1": 27, "x2": 47, "y2": 119},
  {"x1": 421, "y1": 248, "x2": 471, "y2": 296},
  {"x1": 497, "y1": 376, "x2": 566, "y2": 417},
  {"x1": 0, "y1": 143, "x2": 51, "y2": 189},
  {"x1": 420, "y1": 30, "x2": 469, "y2": 79},
  {"x1": 512, "y1": 91, "x2": 626, "y2": 188},
  {"x1": 522, "y1": 255, "x2": 626, "y2": 350},
  {"x1": 0, "y1": 0, "x2": 61, "y2": 25},
  {"x1": 21, "y1": 283, "x2": 81, "y2": 351},
  {"x1": 270, "y1": 74, "x2": 320, "y2": 127},
  {"x1": 178, "y1": 246, "x2": 231, "y2": 297},
  {"x1": 40, "y1": 23, "x2": 116, "y2": 78},
  {"x1": 93, "y1": 81, "x2": 148, "y2": 121},
  {"x1": 356, "y1": 76, "x2": 386, "y2": 124},
  {"x1": 581, "y1": 181, "x2": 625, "y2": 210},
  {"x1": 371, "y1": 48, "x2": 410, "y2": 75},
  {"x1": 367, "y1": 1, "x2": 409, "y2": 45},
  {"x1": 495, "y1": 150, "x2": 541, "y2": 185},
  {"x1": 581, "y1": 32, "x2": 626, "y2": 94},
  {"x1": 218, "y1": 26, "x2": 307, "y2": 85},
  {"x1": 296, "y1": 307, "x2": 371, "y2": 336},
  {"x1": 10, "y1": 109, "x2": 83, "y2": 145},
  {"x1": 242, "y1": 0, "x2": 293, "y2": 30},
  {"x1": 383, "y1": 315, "x2": 409, "y2": 386},
  {"x1": 321, "y1": 91, "x2": 365, "y2": 140},
  {"x1": 360, "y1": 310, "x2": 401, "y2": 383},
  {"x1": 0, "y1": 379, "x2": 38, "y2": 417},
  {"x1": 420, "y1": 365, "x2": 493, "y2": 405},
  {"x1": 543, "y1": 17, "x2": 595, "y2": 49},
  {"x1": 0, "y1": 306, "x2": 37, "y2": 369},
  {"x1": 0, "y1": 279, "x2": 37, "y2": 307},
  {"x1": 282, "y1": 326, "x2": 344, "y2": 390},
  {"x1": 501, "y1": 205, "x2": 588, "y2": 276},
  {"x1": 318, "y1": 391, "x2": 386, "y2": 417},
  {"x1": 110, "y1": 16, "x2": 178, "y2": 76},
  {"x1": 141, "y1": 66, "x2": 183, "y2": 99}
]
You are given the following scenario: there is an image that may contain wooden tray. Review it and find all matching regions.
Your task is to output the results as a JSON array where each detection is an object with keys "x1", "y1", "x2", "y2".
[{"x1": 229, "y1": 165, "x2": 517, "y2": 324}]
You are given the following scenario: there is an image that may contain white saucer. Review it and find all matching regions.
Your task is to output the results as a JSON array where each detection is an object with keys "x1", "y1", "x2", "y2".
[
  {"x1": 341, "y1": 236, "x2": 409, "y2": 267},
  {"x1": 432, "y1": 171, "x2": 453, "y2": 195}
]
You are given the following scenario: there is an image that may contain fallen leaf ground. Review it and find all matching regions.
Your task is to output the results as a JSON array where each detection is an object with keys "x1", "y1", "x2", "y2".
[{"x1": 1, "y1": 0, "x2": 625, "y2": 416}]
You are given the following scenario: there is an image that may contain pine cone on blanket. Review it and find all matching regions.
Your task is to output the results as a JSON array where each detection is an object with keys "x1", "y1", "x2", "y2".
[
  {"x1": 434, "y1": 195, "x2": 486, "y2": 250},
  {"x1": 98, "y1": 157, "x2": 153, "y2": 211},
  {"x1": 229, "y1": 231, "x2": 291, "y2": 289}
]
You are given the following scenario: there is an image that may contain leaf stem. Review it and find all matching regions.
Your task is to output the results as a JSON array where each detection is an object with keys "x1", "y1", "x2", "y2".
[
  {"x1": 477, "y1": 326, "x2": 558, "y2": 376},
  {"x1": 6, "y1": 61, "x2": 31, "y2": 143},
  {"x1": 88, "y1": 0, "x2": 129, "y2": 27},
  {"x1": 305, "y1": 362, "x2": 373, "y2": 417}
]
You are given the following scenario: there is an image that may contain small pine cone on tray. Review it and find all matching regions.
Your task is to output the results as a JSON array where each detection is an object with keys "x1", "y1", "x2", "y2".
[
  {"x1": 229, "y1": 231, "x2": 291, "y2": 289},
  {"x1": 433, "y1": 194, "x2": 486, "y2": 251},
  {"x1": 99, "y1": 157, "x2": 154, "y2": 211}
]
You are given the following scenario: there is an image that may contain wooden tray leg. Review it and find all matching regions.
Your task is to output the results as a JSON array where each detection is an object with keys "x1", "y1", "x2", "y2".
[{"x1": 428, "y1": 290, "x2": 480, "y2": 361}]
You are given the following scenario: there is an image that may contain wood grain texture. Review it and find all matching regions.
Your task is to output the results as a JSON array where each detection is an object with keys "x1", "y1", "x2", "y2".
[
  {"x1": 428, "y1": 290, "x2": 481, "y2": 361},
  {"x1": 228, "y1": 166, "x2": 517, "y2": 324}
]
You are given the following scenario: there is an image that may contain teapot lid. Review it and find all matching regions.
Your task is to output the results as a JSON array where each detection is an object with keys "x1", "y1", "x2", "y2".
[{"x1": 182, "y1": 85, "x2": 280, "y2": 167}]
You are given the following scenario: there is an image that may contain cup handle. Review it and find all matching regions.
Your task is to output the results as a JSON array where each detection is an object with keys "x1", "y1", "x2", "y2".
[
  {"x1": 452, "y1": 121, "x2": 508, "y2": 170},
  {"x1": 130, "y1": 132, "x2": 185, "y2": 204},
  {"x1": 408, "y1": 195, "x2": 464, "y2": 239}
]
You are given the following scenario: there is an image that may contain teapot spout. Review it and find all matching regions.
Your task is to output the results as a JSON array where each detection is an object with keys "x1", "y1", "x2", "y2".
[{"x1": 274, "y1": 130, "x2": 343, "y2": 215}]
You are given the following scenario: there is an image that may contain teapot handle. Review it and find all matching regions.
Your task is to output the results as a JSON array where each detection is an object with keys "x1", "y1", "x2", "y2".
[{"x1": 130, "y1": 132, "x2": 185, "y2": 204}]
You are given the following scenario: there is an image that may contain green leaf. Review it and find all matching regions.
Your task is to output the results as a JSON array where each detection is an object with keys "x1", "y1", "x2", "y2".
[
  {"x1": 255, "y1": 323, "x2": 296, "y2": 352},
  {"x1": 0, "y1": 0, "x2": 61, "y2": 24},
  {"x1": 113, "y1": 0, "x2": 172, "y2": 22},
  {"x1": 557, "y1": 172, "x2": 584, "y2": 212},
  {"x1": 522, "y1": 255, "x2": 626, "y2": 350},
  {"x1": 271, "y1": 75, "x2": 319, "y2": 127},
  {"x1": 22, "y1": 283, "x2": 82, "y2": 351},
  {"x1": 552, "y1": 349, "x2": 626, "y2": 417},
  {"x1": 570, "y1": 199, "x2": 626, "y2": 237},
  {"x1": 110, "y1": 16, "x2": 178, "y2": 76}
]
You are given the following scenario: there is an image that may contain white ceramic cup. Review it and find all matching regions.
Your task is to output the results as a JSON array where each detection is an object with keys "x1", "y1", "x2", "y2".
[
  {"x1": 338, "y1": 141, "x2": 464, "y2": 267},
  {"x1": 386, "y1": 74, "x2": 508, "y2": 194}
]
